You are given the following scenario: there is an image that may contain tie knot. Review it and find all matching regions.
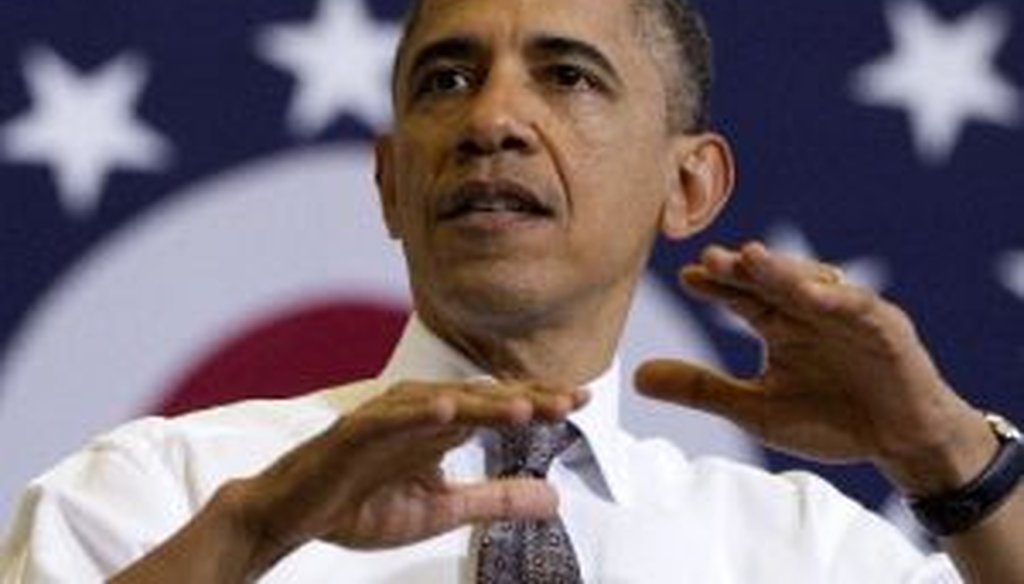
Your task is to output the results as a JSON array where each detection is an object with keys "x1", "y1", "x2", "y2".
[{"x1": 492, "y1": 421, "x2": 580, "y2": 479}]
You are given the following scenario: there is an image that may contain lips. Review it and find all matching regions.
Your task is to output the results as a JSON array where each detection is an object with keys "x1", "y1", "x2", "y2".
[{"x1": 438, "y1": 180, "x2": 555, "y2": 222}]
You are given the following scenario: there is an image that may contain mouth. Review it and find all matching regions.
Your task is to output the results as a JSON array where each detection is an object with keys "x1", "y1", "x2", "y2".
[{"x1": 438, "y1": 180, "x2": 555, "y2": 223}]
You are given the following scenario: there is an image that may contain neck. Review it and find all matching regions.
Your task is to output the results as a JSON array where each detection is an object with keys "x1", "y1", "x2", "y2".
[{"x1": 416, "y1": 283, "x2": 635, "y2": 386}]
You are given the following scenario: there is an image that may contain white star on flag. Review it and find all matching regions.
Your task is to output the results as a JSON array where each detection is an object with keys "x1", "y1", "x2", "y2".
[
  {"x1": 256, "y1": 0, "x2": 399, "y2": 136},
  {"x1": 0, "y1": 46, "x2": 173, "y2": 217},
  {"x1": 997, "y1": 251, "x2": 1024, "y2": 356},
  {"x1": 715, "y1": 223, "x2": 890, "y2": 337},
  {"x1": 998, "y1": 251, "x2": 1024, "y2": 300},
  {"x1": 850, "y1": 0, "x2": 1022, "y2": 165}
]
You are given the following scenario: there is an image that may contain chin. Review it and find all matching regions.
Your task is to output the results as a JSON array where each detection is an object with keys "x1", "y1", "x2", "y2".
[{"x1": 430, "y1": 270, "x2": 566, "y2": 332}]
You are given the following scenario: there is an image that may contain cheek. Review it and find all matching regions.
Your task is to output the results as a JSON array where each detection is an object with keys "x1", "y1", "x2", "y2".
[
  {"x1": 392, "y1": 139, "x2": 442, "y2": 230},
  {"x1": 563, "y1": 93, "x2": 667, "y2": 169},
  {"x1": 565, "y1": 120, "x2": 669, "y2": 209},
  {"x1": 557, "y1": 128, "x2": 670, "y2": 256}
]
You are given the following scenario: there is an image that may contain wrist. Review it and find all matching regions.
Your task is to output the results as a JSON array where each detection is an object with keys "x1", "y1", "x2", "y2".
[
  {"x1": 878, "y1": 408, "x2": 998, "y2": 497},
  {"x1": 111, "y1": 479, "x2": 287, "y2": 584},
  {"x1": 905, "y1": 413, "x2": 1024, "y2": 537},
  {"x1": 210, "y1": 478, "x2": 298, "y2": 581}
]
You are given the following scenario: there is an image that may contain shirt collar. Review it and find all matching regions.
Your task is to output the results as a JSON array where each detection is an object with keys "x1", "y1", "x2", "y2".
[
  {"x1": 379, "y1": 314, "x2": 634, "y2": 504},
  {"x1": 379, "y1": 314, "x2": 483, "y2": 382}
]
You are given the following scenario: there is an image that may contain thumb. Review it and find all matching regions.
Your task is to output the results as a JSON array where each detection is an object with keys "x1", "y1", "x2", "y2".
[{"x1": 634, "y1": 359, "x2": 764, "y2": 425}]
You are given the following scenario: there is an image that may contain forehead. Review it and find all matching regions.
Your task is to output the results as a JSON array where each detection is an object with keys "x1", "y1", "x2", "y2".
[{"x1": 401, "y1": 0, "x2": 642, "y2": 65}]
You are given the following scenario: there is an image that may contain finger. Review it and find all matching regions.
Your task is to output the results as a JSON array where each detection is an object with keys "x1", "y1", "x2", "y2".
[
  {"x1": 690, "y1": 243, "x2": 865, "y2": 326},
  {"x1": 696, "y1": 244, "x2": 752, "y2": 287},
  {"x1": 338, "y1": 395, "x2": 462, "y2": 444},
  {"x1": 377, "y1": 424, "x2": 475, "y2": 461},
  {"x1": 681, "y1": 264, "x2": 767, "y2": 311},
  {"x1": 395, "y1": 380, "x2": 588, "y2": 426},
  {"x1": 736, "y1": 244, "x2": 906, "y2": 335},
  {"x1": 447, "y1": 478, "x2": 559, "y2": 525},
  {"x1": 343, "y1": 381, "x2": 589, "y2": 447},
  {"x1": 686, "y1": 244, "x2": 803, "y2": 312},
  {"x1": 678, "y1": 264, "x2": 731, "y2": 299},
  {"x1": 736, "y1": 242, "x2": 849, "y2": 313},
  {"x1": 692, "y1": 242, "x2": 830, "y2": 299},
  {"x1": 357, "y1": 382, "x2": 561, "y2": 428},
  {"x1": 680, "y1": 266, "x2": 810, "y2": 337},
  {"x1": 470, "y1": 381, "x2": 589, "y2": 422},
  {"x1": 743, "y1": 242, "x2": 845, "y2": 286},
  {"x1": 634, "y1": 359, "x2": 768, "y2": 430}
]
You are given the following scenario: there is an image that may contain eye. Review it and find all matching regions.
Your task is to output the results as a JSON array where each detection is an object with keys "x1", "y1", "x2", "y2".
[
  {"x1": 544, "y1": 63, "x2": 602, "y2": 92},
  {"x1": 414, "y1": 66, "x2": 476, "y2": 98}
]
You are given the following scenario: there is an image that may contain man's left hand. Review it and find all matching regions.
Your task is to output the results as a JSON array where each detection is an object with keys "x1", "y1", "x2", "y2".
[{"x1": 634, "y1": 242, "x2": 996, "y2": 495}]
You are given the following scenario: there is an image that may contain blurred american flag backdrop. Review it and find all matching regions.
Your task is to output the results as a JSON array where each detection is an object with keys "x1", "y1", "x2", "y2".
[{"x1": 1, "y1": 0, "x2": 1022, "y2": 543}]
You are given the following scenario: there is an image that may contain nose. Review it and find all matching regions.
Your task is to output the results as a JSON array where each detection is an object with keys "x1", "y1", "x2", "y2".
[{"x1": 456, "y1": 67, "x2": 539, "y2": 159}]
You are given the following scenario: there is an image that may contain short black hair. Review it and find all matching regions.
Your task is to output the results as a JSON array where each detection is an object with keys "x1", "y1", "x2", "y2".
[
  {"x1": 632, "y1": 0, "x2": 713, "y2": 132},
  {"x1": 393, "y1": 0, "x2": 714, "y2": 133}
]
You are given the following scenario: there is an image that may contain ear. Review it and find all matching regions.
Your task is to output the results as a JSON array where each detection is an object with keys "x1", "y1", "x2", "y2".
[
  {"x1": 374, "y1": 135, "x2": 401, "y2": 240},
  {"x1": 660, "y1": 133, "x2": 736, "y2": 240}
]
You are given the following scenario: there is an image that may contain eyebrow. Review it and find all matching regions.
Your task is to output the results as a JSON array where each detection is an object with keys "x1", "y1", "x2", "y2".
[
  {"x1": 406, "y1": 36, "x2": 485, "y2": 83},
  {"x1": 402, "y1": 33, "x2": 624, "y2": 95}
]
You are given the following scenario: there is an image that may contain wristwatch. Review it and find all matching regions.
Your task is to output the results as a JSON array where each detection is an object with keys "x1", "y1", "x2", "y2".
[{"x1": 909, "y1": 412, "x2": 1023, "y2": 537}]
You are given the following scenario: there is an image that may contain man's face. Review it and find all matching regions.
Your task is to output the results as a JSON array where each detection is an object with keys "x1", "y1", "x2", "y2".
[{"x1": 378, "y1": 0, "x2": 694, "y2": 330}]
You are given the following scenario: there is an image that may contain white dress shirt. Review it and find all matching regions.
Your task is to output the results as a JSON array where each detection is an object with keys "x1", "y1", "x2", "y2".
[{"x1": 0, "y1": 316, "x2": 959, "y2": 583}]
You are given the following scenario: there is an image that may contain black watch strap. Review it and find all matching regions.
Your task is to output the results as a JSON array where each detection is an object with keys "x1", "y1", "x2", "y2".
[{"x1": 909, "y1": 413, "x2": 1024, "y2": 537}]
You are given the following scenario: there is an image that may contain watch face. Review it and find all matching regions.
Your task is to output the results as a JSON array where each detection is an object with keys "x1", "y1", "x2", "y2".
[{"x1": 986, "y1": 413, "x2": 1023, "y2": 441}]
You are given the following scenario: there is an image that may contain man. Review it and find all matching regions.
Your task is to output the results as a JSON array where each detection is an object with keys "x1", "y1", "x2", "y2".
[{"x1": 1, "y1": 0, "x2": 1021, "y2": 581}]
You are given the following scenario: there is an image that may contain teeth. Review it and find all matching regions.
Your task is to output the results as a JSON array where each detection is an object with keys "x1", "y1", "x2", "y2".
[
  {"x1": 467, "y1": 197, "x2": 528, "y2": 213},
  {"x1": 442, "y1": 185, "x2": 551, "y2": 220}
]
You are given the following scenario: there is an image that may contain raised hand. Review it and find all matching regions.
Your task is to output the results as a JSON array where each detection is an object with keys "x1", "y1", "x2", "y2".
[
  {"x1": 235, "y1": 380, "x2": 588, "y2": 570},
  {"x1": 111, "y1": 379, "x2": 588, "y2": 583},
  {"x1": 634, "y1": 242, "x2": 993, "y2": 495}
]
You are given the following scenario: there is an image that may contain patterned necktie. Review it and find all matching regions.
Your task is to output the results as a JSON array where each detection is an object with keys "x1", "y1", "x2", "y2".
[{"x1": 476, "y1": 422, "x2": 584, "y2": 584}]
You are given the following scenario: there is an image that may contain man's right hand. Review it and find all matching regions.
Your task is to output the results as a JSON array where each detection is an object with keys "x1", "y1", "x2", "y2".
[{"x1": 112, "y1": 380, "x2": 588, "y2": 583}]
